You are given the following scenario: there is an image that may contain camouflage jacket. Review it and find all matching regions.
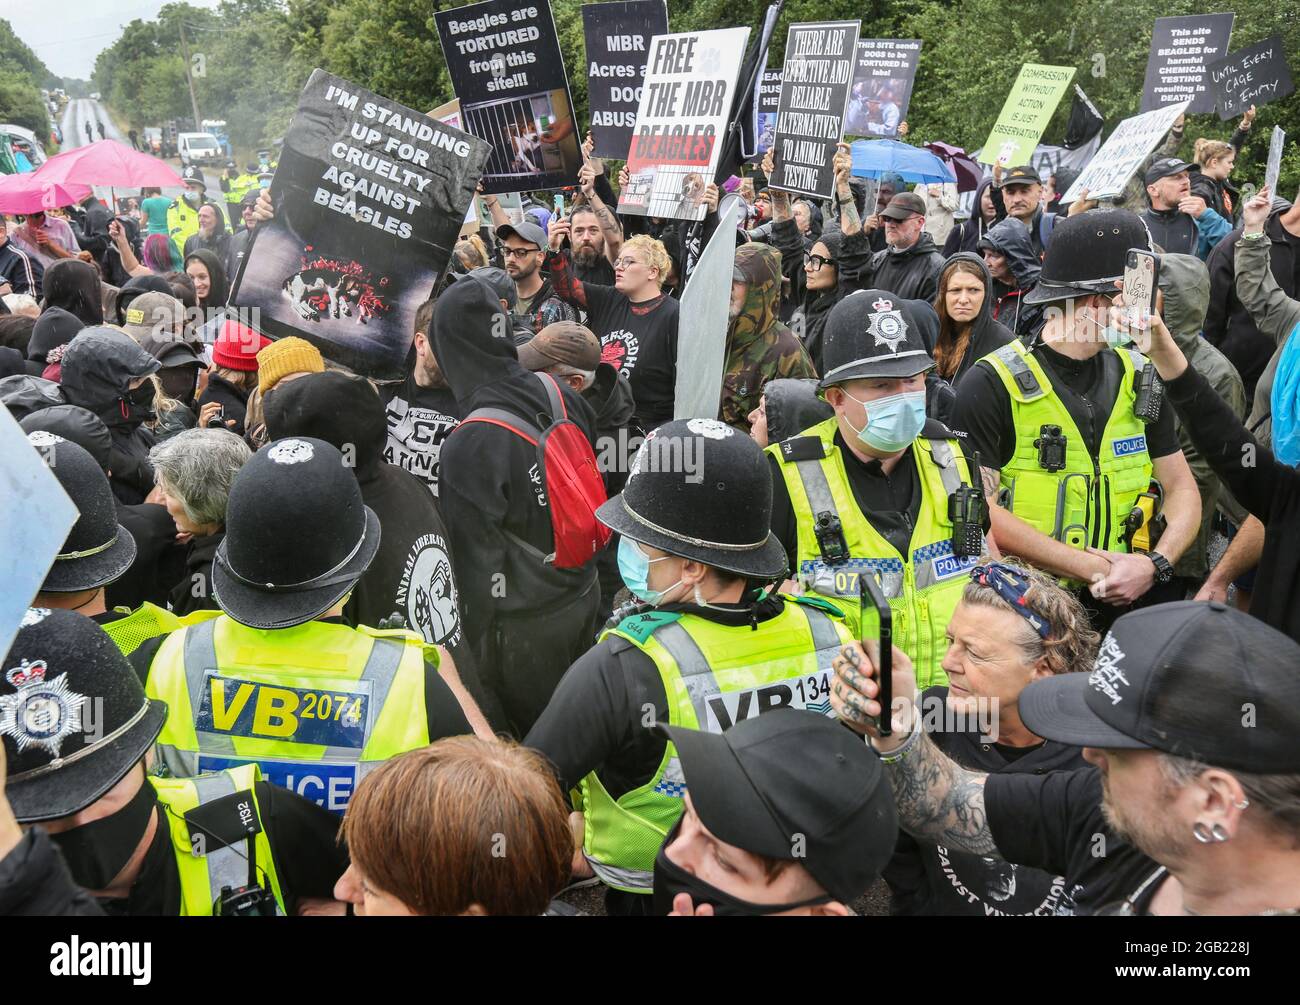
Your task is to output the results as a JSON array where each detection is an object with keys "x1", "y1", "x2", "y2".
[{"x1": 723, "y1": 243, "x2": 817, "y2": 431}]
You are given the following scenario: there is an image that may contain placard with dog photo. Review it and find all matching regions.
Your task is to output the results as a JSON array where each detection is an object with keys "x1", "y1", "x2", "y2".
[{"x1": 229, "y1": 69, "x2": 489, "y2": 380}]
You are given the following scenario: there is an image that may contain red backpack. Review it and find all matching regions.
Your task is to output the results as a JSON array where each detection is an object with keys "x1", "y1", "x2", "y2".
[{"x1": 460, "y1": 372, "x2": 610, "y2": 568}]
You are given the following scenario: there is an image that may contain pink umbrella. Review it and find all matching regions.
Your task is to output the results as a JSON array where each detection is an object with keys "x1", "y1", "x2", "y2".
[
  {"x1": 0, "y1": 172, "x2": 92, "y2": 214},
  {"x1": 33, "y1": 139, "x2": 183, "y2": 189},
  {"x1": 924, "y1": 142, "x2": 985, "y2": 193}
]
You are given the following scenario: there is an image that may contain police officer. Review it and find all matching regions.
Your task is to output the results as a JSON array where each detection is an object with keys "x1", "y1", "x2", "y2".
[
  {"x1": 526, "y1": 419, "x2": 856, "y2": 915},
  {"x1": 766, "y1": 290, "x2": 990, "y2": 689},
  {"x1": 219, "y1": 160, "x2": 245, "y2": 217},
  {"x1": 2, "y1": 608, "x2": 346, "y2": 915},
  {"x1": 952, "y1": 210, "x2": 1200, "y2": 631},
  {"x1": 129, "y1": 437, "x2": 475, "y2": 815},
  {"x1": 166, "y1": 166, "x2": 221, "y2": 266}
]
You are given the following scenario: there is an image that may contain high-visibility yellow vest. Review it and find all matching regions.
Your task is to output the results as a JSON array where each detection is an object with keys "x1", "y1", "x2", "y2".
[
  {"x1": 580, "y1": 596, "x2": 851, "y2": 894},
  {"x1": 102, "y1": 602, "x2": 221, "y2": 656},
  {"x1": 166, "y1": 197, "x2": 210, "y2": 264},
  {"x1": 145, "y1": 615, "x2": 435, "y2": 814},
  {"x1": 979, "y1": 340, "x2": 1155, "y2": 565},
  {"x1": 768, "y1": 416, "x2": 986, "y2": 689},
  {"x1": 152, "y1": 763, "x2": 287, "y2": 916}
]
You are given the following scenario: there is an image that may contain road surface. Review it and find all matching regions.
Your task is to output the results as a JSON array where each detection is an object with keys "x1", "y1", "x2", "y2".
[{"x1": 58, "y1": 97, "x2": 230, "y2": 222}]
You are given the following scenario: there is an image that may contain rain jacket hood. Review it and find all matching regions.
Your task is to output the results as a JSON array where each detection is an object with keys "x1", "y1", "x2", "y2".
[
  {"x1": 59, "y1": 326, "x2": 160, "y2": 428},
  {"x1": 979, "y1": 217, "x2": 1042, "y2": 290}
]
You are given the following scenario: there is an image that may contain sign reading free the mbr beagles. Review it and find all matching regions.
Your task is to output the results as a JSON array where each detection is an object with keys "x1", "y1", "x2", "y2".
[
  {"x1": 435, "y1": 0, "x2": 583, "y2": 194},
  {"x1": 228, "y1": 70, "x2": 488, "y2": 381},
  {"x1": 583, "y1": 0, "x2": 669, "y2": 159},
  {"x1": 769, "y1": 20, "x2": 861, "y2": 200}
]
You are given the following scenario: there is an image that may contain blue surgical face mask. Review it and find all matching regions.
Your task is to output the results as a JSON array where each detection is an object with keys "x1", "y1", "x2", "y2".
[
  {"x1": 618, "y1": 537, "x2": 683, "y2": 605},
  {"x1": 1080, "y1": 301, "x2": 1130, "y2": 346},
  {"x1": 842, "y1": 388, "x2": 927, "y2": 454}
]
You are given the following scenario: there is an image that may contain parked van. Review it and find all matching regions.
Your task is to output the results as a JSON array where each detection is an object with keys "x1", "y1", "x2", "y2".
[{"x1": 177, "y1": 131, "x2": 222, "y2": 167}]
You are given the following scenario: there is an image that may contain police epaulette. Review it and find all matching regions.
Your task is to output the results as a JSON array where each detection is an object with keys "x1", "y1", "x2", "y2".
[
  {"x1": 921, "y1": 417, "x2": 957, "y2": 441},
  {"x1": 609, "y1": 609, "x2": 682, "y2": 645},
  {"x1": 788, "y1": 594, "x2": 846, "y2": 620},
  {"x1": 779, "y1": 435, "x2": 825, "y2": 463}
]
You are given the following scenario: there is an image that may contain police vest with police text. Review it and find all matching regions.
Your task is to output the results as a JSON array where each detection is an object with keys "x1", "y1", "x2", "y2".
[
  {"x1": 152, "y1": 762, "x2": 287, "y2": 916},
  {"x1": 769, "y1": 416, "x2": 985, "y2": 689},
  {"x1": 979, "y1": 340, "x2": 1154, "y2": 564},
  {"x1": 145, "y1": 615, "x2": 434, "y2": 814},
  {"x1": 580, "y1": 596, "x2": 852, "y2": 894}
]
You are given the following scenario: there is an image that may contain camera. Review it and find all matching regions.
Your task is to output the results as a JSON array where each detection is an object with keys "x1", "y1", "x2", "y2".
[{"x1": 1034, "y1": 424, "x2": 1067, "y2": 472}]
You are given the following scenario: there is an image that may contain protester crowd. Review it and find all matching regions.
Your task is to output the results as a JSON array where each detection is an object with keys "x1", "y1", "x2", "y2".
[{"x1": 4, "y1": 54, "x2": 1300, "y2": 924}]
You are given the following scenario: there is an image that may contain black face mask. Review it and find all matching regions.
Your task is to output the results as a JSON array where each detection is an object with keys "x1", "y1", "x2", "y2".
[
  {"x1": 49, "y1": 777, "x2": 158, "y2": 890},
  {"x1": 650, "y1": 821, "x2": 834, "y2": 917},
  {"x1": 116, "y1": 380, "x2": 157, "y2": 424},
  {"x1": 159, "y1": 367, "x2": 198, "y2": 409}
]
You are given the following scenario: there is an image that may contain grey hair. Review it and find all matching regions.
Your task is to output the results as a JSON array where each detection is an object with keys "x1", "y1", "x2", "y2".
[
  {"x1": 548, "y1": 363, "x2": 595, "y2": 391},
  {"x1": 149, "y1": 428, "x2": 251, "y2": 527},
  {"x1": 1159, "y1": 753, "x2": 1300, "y2": 848}
]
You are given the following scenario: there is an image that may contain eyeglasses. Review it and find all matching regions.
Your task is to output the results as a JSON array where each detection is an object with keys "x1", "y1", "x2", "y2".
[
  {"x1": 502, "y1": 246, "x2": 540, "y2": 259},
  {"x1": 804, "y1": 253, "x2": 837, "y2": 272},
  {"x1": 613, "y1": 257, "x2": 646, "y2": 270}
]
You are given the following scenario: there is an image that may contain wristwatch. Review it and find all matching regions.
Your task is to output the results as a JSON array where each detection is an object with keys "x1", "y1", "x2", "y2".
[{"x1": 1149, "y1": 551, "x2": 1174, "y2": 584}]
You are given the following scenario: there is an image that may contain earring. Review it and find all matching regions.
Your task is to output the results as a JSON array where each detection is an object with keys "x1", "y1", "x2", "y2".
[
  {"x1": 1192, "y1": 822, "x2": 1214, "y2": 844},
  {"x1": 1210, "y1": 823, "x2": 1230, "y2": 843},
  {"x1": 1234, "y1": 798, "x2": 1250, "y2": 811}
]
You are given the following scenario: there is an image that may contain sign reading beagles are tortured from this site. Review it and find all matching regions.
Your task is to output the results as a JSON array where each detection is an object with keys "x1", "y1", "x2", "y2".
[
  {"x1": 770, "y1": 20, "x2": 861, "y2": 200},
  {"x1": 229, "y1": 69, "x2": 488, "y2": 381},
  {"x1": 618, "y1": 27, "x2": 750, "y2": 223},
  {"x1": 435, "y1": 0, "x2": 583, "y2": 194}
]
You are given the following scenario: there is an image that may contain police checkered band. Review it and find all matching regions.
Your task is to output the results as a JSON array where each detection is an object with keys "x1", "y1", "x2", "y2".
[{"x1": 620, "y1": 497, "x2": 770, "y2": 552}]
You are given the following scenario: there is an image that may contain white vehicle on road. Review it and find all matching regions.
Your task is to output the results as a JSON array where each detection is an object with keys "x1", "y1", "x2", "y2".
[{"x1": 177, "y1": 131, "x2": 223, "y2": 167}]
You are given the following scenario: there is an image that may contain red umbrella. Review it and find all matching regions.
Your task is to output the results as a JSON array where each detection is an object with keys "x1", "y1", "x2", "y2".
[
  {"x1": 32, "y1": 139, "x2": 183, "y2": 189},
  {"x1": 925, "y1": 142, "x2": 985, "y2": 193},
  {"x1": 0, "y1": 172, "x2": 92, "y2": 214}
]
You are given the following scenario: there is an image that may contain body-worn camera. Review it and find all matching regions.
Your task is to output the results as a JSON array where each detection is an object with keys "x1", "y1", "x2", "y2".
[
  {"x1": 814, "y1": 510, "x2": 850, "y2": 564},
  {"x1": 1133, "y1": 365, "x2": 1163, "y2": 424},
  {"x1": 1035, "y1": 424, "x2": 1067, "y2": 472}
]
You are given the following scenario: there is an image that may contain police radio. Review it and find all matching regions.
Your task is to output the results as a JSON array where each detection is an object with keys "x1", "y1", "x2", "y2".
[
  {"x1": 1035, "y1": 424, "x2": 1067, "y2": 472},
  {"x1": 814, "y1": 511, "x2": 850, "y2": 564},
  {"x1": 1133, "y1": 365, "x2": 1164, "y2": 424},
  {"x1": 949, "y1": 451, "x2": 987, "y2": 558}
]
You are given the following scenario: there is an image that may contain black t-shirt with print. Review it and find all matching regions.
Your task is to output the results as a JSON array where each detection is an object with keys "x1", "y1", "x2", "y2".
[
  {"x1": 984, "y1": 765, "x2": 1161, "y2": 915},
  {"x1": 382, "y1": 372, "x2": 462, "y2": 496}
]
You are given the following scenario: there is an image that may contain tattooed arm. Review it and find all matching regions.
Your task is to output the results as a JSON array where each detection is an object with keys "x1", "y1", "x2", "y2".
[
  {"x1": 590, "y1": 196, "x2": 624, "y2": 264},
  {"x1": 832, "y1": 142, "x2": 861, "y2": 237},
  {"x1": 830, "y1": 640, "x2": 999, "y2": 857}
]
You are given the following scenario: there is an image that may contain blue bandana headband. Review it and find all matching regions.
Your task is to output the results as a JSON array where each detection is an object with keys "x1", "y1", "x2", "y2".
[{"x1": 970, "y1": 564, "x2": 1053, "y2": 640}]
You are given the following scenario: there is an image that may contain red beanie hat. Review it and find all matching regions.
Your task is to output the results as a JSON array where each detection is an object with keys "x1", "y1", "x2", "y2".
[{"x1": 213, "y1": 319, "x2": 271, "y2": 371}]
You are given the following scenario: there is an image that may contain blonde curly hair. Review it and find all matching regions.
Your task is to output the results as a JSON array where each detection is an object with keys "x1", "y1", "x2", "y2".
[
  {"x1": 961, "y1": 558, "x2": 1100, "y2": 676},
  {"x1": 620, "y1": 234, "x2": 670, "y2": 286}
]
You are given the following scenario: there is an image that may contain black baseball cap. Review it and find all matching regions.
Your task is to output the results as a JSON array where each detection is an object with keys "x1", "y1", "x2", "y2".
[
  {"x1": 2, "y1": 608, "x2": 168, "y2": 822},
  {"x1": 878, "y1": 191, "x2": 927, "y2": 221},
  {"x1": 660, "y1": 709, "x2": 898, "y2": 903},
  {"x1": 496, "y1": 221, "x2": 547, "y2": 250},
  {"x1": 1020, "y1": 602, "x2": 1300, "y2": 773},
  {"x1": 1001, "y1": 165, "x2": 1042, "y2": 188},
  {"x1": 819, "y1": 289, "x2": 937, "y2": 384},
  {"x1": 454, "y1": 265, "x2": 517, "y2": 308},
  {"x1": 1144, "y1": 158, "x2": 1195, "y2": 186}
]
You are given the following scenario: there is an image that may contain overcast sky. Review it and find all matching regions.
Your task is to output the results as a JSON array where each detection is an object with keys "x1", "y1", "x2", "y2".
[{"x1": 3, "y1": 0, "x2": 223, "y2": 81}]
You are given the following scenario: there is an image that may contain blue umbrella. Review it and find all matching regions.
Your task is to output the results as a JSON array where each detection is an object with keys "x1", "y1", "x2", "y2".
[{"x1": 850, "y1": 139, "x2": 956, "y2": 184}]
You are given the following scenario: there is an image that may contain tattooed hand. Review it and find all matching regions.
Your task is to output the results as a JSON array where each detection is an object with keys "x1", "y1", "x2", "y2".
[{"x1": 830, "y1": 639, "x2": 918, "y2": 752}]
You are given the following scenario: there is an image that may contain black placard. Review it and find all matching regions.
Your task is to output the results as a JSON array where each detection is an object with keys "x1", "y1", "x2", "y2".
[
  {"x1": 1209, "y1": 34, "x2": 1295, "y2": 120},
  {"x1": 845, "y1": 38, "x2": 922, "y2": 139},
  {"x1": 1140, "y1": 13, "x2": 1235, "y2": 115},
  {"x1": 751, "y1": 69, "x2": 782, "y2": 161},
  {"x1": 582, "y1": 0, "x2": 669, "y2": 159},
  {"x1": 770, "y1": 20, "x2": 861, "y2": 200},
  {"x1": 228, "y1": 70, "x2": 488, "y2": 381},
  {"x1": 434, "y1": 0, "x2": 582, "y2": 194}
]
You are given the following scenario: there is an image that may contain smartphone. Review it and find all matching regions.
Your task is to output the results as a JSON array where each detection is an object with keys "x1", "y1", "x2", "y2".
[
  {"x1": 858, "y1": 570, "x2": 893, "y2": 737},
  {"x1": 552, "y1": 193, "x2": 565, "y2": 217},
  {"x1": 1122, "y1": 249, "x2": 1159, "y2": 330}
]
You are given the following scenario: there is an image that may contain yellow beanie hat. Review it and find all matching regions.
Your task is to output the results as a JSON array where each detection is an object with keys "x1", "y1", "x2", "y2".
[{"x1": 257, "y1": 337, "x2": 325, "y2": 395}]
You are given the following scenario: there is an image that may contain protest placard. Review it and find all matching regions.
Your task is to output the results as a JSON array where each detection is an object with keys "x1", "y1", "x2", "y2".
[
  {"x1": 1209, "y1": 34, "x2": 1294, "y2": 120},
  {"x1": 618, "y1": 27, "x2": 750, "y2": 222},
  {"x1": 844, "y1": 38, "x2": 922, "y2": 139},
  {"x1": 979, "y1": 63, "x2": 1076, "y2": 167},
  {"x1": 229, "y1": 70, "x2": 489, "y2": 380},
  {"x1": 1061, "y1": 100, "x2": 1190, "y2": 203},
  {"x1": 740, "y1": 2, "x2": 782, "y2": 162},
  {"x1": 1140, "y1": 14, "x2": 1235, "y2": 115},
  {"x1": 769, "y1": 20, "x2": 860, "y2": 200},
  {"x1": 675, "y1": 198, "x2": 741, "y2": 420},
  {"x1": 435, "y1": 0, "x2": 582, "y2": 194},
  {"x1": 0, "y1": 408, "x2": 78, "y2": 666},
  {"x1": 749, "y1": 70, "x2": 782, "y2": 162},
  {"x1": 583, "y1": 0, "x2": 669, "y2": 159},
  {"x1": 1266, "y1": 125, "x2": 1285, "y2": 195}
]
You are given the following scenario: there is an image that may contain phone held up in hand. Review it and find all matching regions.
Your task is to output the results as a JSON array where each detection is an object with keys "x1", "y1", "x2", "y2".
[
  {"x1": 1122, "y1": 249, "x2": 1159, "y2": 330},
  {"x1": 858, "y1": 570, "x2": 892, "y2": 737}
]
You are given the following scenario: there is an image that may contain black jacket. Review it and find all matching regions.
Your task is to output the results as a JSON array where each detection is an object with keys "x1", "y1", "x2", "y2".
[
  {"x1": 863, "y1": 232, "x2": 945, "y2": 303},
  {"x1": 168, "y1": 530, "x2": 223, "y2": 617},
  {"x1": 0, "y1": 238, "x2": 43, "y2": 296},
  {"x1": 1189, "y1": 168, "x2": 1240, "y2": 226},
  {"x1": 977, "y1": 219, "x2": 1044, "y2": 339},
  {"x1": 936, "y1": 253, "x2": 1017, "y2": 385},
  {"x1": 1141, "y1": 206, "x2": 1198, "y2": 257},
  {"x1": 196, "y1": 372, "x2": 252, "y2": 437},
  {"x1": 942, "y1": 179, "x2": 996, "y2": 258},
  {"x1": 1204, "y1": 210, "x2": 1298, "y2": 402},
  {"x1": 0, "y1": 829, "x2": 103, "y2": 916},
  {"x1": 773, "y1": 217, "x2": 871, "y2": 375}
]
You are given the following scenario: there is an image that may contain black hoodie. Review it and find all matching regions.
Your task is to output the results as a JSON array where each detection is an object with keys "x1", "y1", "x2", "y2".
[
  {"x1": 943, "y1": 178, "x2": 996, "y2": 257},
  {"x1": 59, "y1": 327, "x2": 160, "y2": 505},
  {"x1": 431, "y1": 279, "x2": 599, "y2": 652},
  {"x1": 935, "y1": 253, "x2": 1016, "y2": 386},
  {"x1": 761, "y1": 377, "x2": 833, "y2": 442},
  {"x1": 974, "y1": 218, "x2": 1044, "y2": 339}
]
